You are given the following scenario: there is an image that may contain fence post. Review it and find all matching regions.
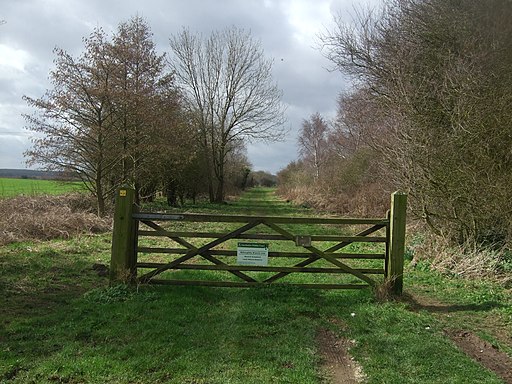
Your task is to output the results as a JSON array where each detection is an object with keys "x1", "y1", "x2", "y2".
[
  {"x1": 110, "y1": 185, "x2": 136, "y2": 284},
  {"x1": 386, "y1": 191, "x2": 407, "y2": 295}
]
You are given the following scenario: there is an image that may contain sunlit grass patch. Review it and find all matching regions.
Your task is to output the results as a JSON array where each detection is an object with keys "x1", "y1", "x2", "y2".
[{"x1": 0, "y1": 177, "x2": 84, "y2": 198}]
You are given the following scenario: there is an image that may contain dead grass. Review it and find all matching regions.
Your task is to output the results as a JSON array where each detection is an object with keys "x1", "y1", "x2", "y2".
[
  {"x1": 0, "y1": 193, "x2": 111, "y2": 245},
  {"x1": 409, "y1": 230, "x2": 512, "y2": 283},
  {"x1": 372, "y1": 279, "x2": 396, "y2": 302},
  {"x1": 279, "y1": 184, "x2": 389, "y2": 217},
  {"x1": 431, "y1": 243, "x2": 502, "y2": 278}
]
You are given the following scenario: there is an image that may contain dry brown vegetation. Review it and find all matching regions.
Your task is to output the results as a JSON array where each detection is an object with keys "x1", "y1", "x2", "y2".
[
  {"x1": 278, "y1": 181, "x2": 388, "y2": 218},
  {"x1": 408, "y1": 230, "x2": 512, "y2": 285},
  {"x1": 281, "y1": 0, "x2": 512, "y2": 251},
  {"x1": 0, "y1": 193, "x2": 111, "y2": 245}
]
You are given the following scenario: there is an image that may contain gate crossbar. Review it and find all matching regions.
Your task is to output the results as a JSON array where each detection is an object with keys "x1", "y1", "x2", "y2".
[
  {"x1": 135, "y1": 217, "x2": 386, "y2": 287},
  {"x1": 263, "y1": 223, "x2": 386, "y2": 284},
  {"x1": 138, "y1": 219, "x2": 262, "y2": 283},
  {"x1": 262, "y1": 221, "x2": 376, "y2": 286},
  {"x1": 138, "y1": 220, "x2": 257, "y2": 283},
  {"x1": 110, "y1": 188, "x2": 407, "y2": 294}
]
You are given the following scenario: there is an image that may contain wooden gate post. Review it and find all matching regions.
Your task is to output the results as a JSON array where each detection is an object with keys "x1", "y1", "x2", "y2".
[
  {"x1": 386, "y1": 191, "x2": 407, "y2": 295},
  {"x1": 110, "y1": 186, "x2": 136, "y2": 284}
]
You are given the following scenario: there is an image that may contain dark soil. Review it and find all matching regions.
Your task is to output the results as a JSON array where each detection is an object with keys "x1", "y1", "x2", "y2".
[
  {"x1": 404, "y1": 293, "x2": 512, "y2": 384},
  {"x1": 317, "y1": 328, "x2": 363, "y2": 384},
  {"x1": 445, "y1": 329, "x2": 512, "y2": 384}
]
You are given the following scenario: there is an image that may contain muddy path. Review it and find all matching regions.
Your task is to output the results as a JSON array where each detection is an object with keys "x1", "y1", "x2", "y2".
[{"x1": 406, "y1": 293, "x2": 512, "y2": 384}]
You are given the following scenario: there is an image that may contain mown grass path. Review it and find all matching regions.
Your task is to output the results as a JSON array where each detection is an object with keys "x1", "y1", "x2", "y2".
[{"x1": 0, "y1": 188, "x2": 509, "y2": 383}]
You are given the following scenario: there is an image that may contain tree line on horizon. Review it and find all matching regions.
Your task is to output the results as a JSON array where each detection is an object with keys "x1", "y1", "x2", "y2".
[
  {"x1": 23, "y1": 17, "x2": 285, "y2": 216},
  {"x1": 278, "y1": 0, "x2": 512, "y2": 248}
]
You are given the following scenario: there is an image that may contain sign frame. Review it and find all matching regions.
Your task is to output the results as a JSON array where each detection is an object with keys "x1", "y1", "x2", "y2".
[{"x1": 236, "y1": 242, "x2": 269, "y2": 266}]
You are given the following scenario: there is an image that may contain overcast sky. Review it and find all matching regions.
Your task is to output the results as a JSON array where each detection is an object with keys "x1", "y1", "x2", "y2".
[{"x1": 0, "y1": 0, "x2": 380, "y2": 174}]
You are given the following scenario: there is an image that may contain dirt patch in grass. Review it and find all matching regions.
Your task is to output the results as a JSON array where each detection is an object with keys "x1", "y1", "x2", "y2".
[
  {"x1": 317, "y1": 327, "x2": 364, "y2": 384},
  {"x1": 404, "y1": 293, "x2": 512, "y2": 384},
  {"x1": 445, "y1": 329, "x2": 512, "y2": 384}
]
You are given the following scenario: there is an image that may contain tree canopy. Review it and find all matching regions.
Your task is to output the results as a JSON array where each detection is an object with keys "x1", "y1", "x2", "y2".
[
  {"x1": 319, "y1": 0, "x2": 512, "y2": 243},
  {"x1": 25, "y1": 18, "x2": 282, "y2": 212},
  {"x1": 279, "y1": 0, "x2": 512, "y2": 244},
  {"x1": 169, "y1": 26, "x2": 286, "y2": 202},
  {"x1": 24, "y1": 17, "x2": 190, "y2": 214}
]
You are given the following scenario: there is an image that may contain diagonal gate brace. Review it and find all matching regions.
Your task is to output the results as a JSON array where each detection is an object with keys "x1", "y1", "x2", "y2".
[
  {"x1": 138, "y1": 220, "x2": 262, "y2": 283},
  {"x1": 263, "y1": 221, "x2": 383, "y2": 286},
  {"x1": 139, "y1": 220, "x2": 257, "y2": 283}
]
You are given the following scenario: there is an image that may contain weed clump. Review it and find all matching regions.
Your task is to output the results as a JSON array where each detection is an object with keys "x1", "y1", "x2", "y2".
[
  {"x1": 407, "y1": 231, "x2": 511, "y2": 282},
  {"x1": 84, "y1": 285, "x2": 158, "y2": 303},
  {"x1": 0, "y1": 193, "x2": 111, "y2": 245}
]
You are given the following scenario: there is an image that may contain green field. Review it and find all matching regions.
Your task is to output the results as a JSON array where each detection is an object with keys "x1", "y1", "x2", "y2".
[
  {"x1": 0, "y1": 188, "x2": 510, "y2": 383},
  {"x1": 0, "y1": 177, "x2": 84, "y2": 197}
]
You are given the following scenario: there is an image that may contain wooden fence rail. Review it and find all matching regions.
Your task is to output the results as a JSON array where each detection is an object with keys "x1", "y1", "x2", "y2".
[{"x1": 110, "y1": 187, "x2": 407, "y2": 294}]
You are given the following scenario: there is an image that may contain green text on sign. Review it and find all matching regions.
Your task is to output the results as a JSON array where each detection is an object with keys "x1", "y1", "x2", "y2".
[{"x1": 237, "y1": 242, "x2": 269, "y2": 266}]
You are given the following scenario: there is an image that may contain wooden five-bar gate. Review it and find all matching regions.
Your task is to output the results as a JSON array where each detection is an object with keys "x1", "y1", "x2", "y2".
[{"x1": 110, "y1": 188, "x2": 407, "y2": 294}]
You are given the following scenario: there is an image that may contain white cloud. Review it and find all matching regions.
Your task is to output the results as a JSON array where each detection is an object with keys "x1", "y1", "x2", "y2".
[
  {"x1": 0, "y1": 44, "x2": 32, "y2": 74},
  {"x1": 0, "y1": 136, "x2": 30, "y2": 168},
  {"x1": 281, "y1": 0, "x2": 332, "y2": 45},
  {"x1": 0, "y1": 0, "x2": 382, "y2": 172}
]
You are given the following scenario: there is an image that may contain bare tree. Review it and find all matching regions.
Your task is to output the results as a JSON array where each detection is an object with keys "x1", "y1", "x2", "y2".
[
  {"x1": 169, "y1": 26, "x2": 287, "y2": 202},
  {"x1": 321, "y1": 0, "x2": 512, "y2": 243},
  {"x1": 24, "y1": 17, "x2": 184, "y2": 215},
  {"x1": 24, "y1": 29, "x2": 119, "y2": 216},
  {"x1": 298, "y1": 112, "x2": 330, "y2": 180},
  {"x1": 108, "y1": 16, "x2": 177, "y2": 203}
]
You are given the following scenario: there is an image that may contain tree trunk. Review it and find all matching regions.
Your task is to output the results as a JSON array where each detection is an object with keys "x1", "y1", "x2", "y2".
[
  {"x1": 97, "y1": 194, "x2": 106, "y2": 217},
  {"x1": 166, "y1": 179, "x2": 178, "y2": 207},
  {"x1": 215, "y1": 175, "x2": 224, "y2": 203},
  {"x1": 96, "y1": 170, "x2": 106, "y2": 217},
  {"x1": 204, "y1": 152, "x2": 215, "y2": 203},
  {"x1": 208, "y1": 175, "x2": 215, "y2": 203},
  {"x1": 134, "y1": 181, "x2": 141, "y2": 206},
  {"x1": 214, "y1": 153, "x2": 225, "y2": 203}
]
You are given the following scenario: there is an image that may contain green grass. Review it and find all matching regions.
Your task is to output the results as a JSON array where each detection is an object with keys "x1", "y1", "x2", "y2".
[
  {"x1": 0, "y1": 187, "x2": 510, "y2": 383},
  {"x1": 0, "y1": 177, "x2": 84, "y2": 198},
  {"x1": 405, "y1": 261, "x2": 512, "y2": 357},
  {"x1": 137, "y1": 187, "x2": 387, "y2": 287}
]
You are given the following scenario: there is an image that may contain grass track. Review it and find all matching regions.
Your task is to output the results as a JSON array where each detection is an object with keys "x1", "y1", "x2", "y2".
[{"x1": 0, "y1": 188, "x2": 510, "y2": 383}]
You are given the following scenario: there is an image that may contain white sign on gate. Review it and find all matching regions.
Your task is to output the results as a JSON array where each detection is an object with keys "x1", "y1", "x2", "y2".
[{"x1": 236, "y1": 242, "x2": 269, "y2": 266}]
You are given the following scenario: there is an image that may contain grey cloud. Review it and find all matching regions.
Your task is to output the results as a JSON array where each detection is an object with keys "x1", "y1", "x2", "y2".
[
  {"x1": 0, "y1": 136, "x2": 30, "y2": 168},
  {"x1": 247, "y1": 140, "x2": 297, "y2": 174},
  {"x1": 0, "y1": 0, "x2": 374, "y2": 173}
]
